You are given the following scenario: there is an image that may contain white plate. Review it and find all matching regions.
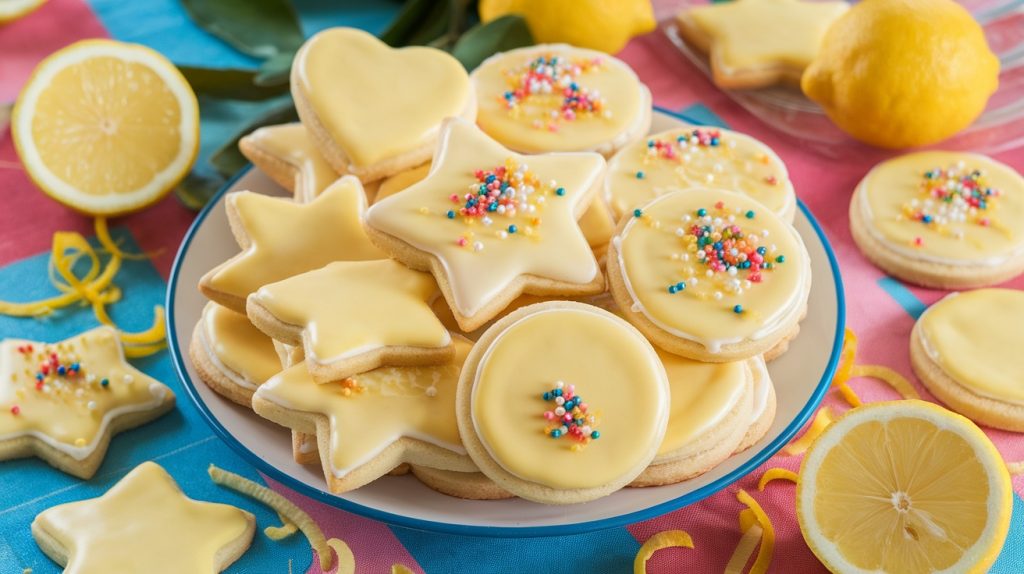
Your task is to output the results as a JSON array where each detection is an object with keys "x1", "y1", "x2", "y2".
[{"x1": 166, "y1": 109, "x2": 845, "y2": 536}]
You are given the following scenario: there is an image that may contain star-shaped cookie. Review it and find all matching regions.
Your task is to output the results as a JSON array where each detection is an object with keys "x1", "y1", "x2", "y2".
[
  {"x1": 365, "y1": 118, "x2": 606, "y2": 331},
  {"x1": 199, "y1": 176, "x2": 385, "y2": 313},
  {"x1": 32, "y1": 461, "x2": 254, "y2": 573},
  {"x1": 676, "y1": 0, "x2": 848, "y2": 89},
  {"x1": 252, "y1": 336, "x2": 475, "y2": 492},
  {"x1": 239, "y1": 123, "x2": 340, "y2": 203},
  {"x1": 246, "y1": 259, "x2": 454, "y2": 383},
  {"x1": 0, "y1": 327, "x2": 175, "y2": 479}
]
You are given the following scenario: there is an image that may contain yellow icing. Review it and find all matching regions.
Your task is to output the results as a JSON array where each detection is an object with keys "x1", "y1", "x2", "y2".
[
  {"x1": 366, "y1": 119, "x2": 604, "y2": 318},
  {"x1": 606, "y1": 126, "x2": 794, "y2": 221},
  {"x1": 919, "y1": 289, "x2": 1024, "y2": 405},
  {"x1": 200, "y1": 302, "x2": 280, "y2": 388},
  {"x1": 252, "y1": 259, "x2": 451, "y2": 366},
  {"x1": 243, "y1": 123, "x2": 338, "y2": 203},
  {"x1": 616, "y1": 189, "x2": 809, "y2": 353},
  {"x1": 255, "y1": 337, "x2": 471, "y2": 475},
  {"x1": 472, "y1": 307, "x2": 668, "y2": 489},
  {"x1": 34, "y1": 461, "x2": 251, "y2": 573},
  {"x1": 205, "y1": 178, "x2": 384, "y2": 306},
  {"x1": 858, "y1": 151, "x2": 1024, "y2": 265},
  {"x1": 0, "y1": 327, "x2": 171, "y2": 459},
  {"x1": 374, "y1": 162, "x2": 433, "y2": 204},
  {"x1": 682, "y1": 0, "x2": 848, "y2": 74},
  {"x1": 472, "y1": 44, "x2": 648, "y2": 154},
  {"x1": 295, "y1": 27, "x2": 472, "y2": 168}
]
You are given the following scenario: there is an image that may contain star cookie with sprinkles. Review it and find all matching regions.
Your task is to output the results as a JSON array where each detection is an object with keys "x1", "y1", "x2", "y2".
[
  {"x1": 365, "y1": 118, "x2": 607, "y2": 332},
  {"x1": 246, "y1": 259, "x2": 454, "y2": 383},
  {"x1": 239, "y1": 123, "x2": 342, "y2": 204},
  {"x1": 0, "y1": 327, "x2": 175, "y2": 479},
  {"x1": 32, "y1": 461, "x2": 254, "y2": 573},
  {"x1": 199, "y1": 176, "x2": 385, "y2": 313}
]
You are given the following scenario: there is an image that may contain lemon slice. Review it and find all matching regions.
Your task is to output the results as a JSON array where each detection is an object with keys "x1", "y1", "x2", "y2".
[
  {"x1": 12, "y1": 39, "x2": 199, "y2": 216},
  {"x1": 0, "y1": 0, "x2": 47, "y2": 23},
  {"x1": 797, "y1": 400, "x2": 1012, "y2": 574}
]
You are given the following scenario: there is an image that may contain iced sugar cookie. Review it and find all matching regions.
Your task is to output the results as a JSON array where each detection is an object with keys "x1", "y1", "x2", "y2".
[
  {"x1": 605, "y1": 126, "x2": 796, "y2": 222},
  {"x1": 850, "y1": 151, "x2": 1024, "y2": 288},
  {"x1": 365, "y1": 118, "x2": 606, "y2": 332},
  {"x1": 457, "y1": 302, "x2": 669, "y2": 504},
  {"x1": 0, "y1": 327, "x2": 175, "y2": 479},
  {"x1": 247, "y1": 259, "x2": 453, "y2": 383},
  {"x1": 292, "y1": 27, "x2": 476, "y2": 183},
  {"x1": 737, "y1": 356, "x2": 777, "y2": 452},
  {"x1": 33, "y1": 462, "x2": 254, "y2": 573},
  {"x1": 252, "y1": 336, "x2": 477, "y2": 493},
  {"x1": 199, "y1": 177, "x2": 385, "y2": 313},
  {"x1": 911, "y1": 289, "x2": 1024, "y2": 431},
  {"x1": 676, "y1": 0, "x2": 848, "y2": 89},
  {"x1": 410, "y1": 465, "x2": 514, "y2": 500},
  {"x1": 189, "y1": 302, "x2": 281, "y2": 407},
  {"x1": 608, "y1": 188, "x2": 811, "y2": 362},
  {"x1": 290, "y1": 431, "x2": 412, "y2": 477},
  {"x1": 471, "y1": 44, "x2": 651, "y2": 157},
  {"x1": 238, "y1": 123, "x2": 339, "y2": 204}
]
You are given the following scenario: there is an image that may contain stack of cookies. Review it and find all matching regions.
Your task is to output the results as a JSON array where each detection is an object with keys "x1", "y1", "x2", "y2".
[{"x1": 189, "y1": 27, "x2": 813, "y2": 504}]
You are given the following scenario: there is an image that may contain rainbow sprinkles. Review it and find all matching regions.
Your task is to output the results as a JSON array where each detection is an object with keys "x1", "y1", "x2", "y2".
[{"x1": 500, "y1": 54, "x2": 608, "y2": 132}]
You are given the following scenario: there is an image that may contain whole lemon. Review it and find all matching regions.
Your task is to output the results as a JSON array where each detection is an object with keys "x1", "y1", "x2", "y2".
[
  {"x1": 479, "y1": 0, "x2": 656, "y2": 54},
  {"x1": 801, "y1": 0, "x2": 999, "y2": 149}
]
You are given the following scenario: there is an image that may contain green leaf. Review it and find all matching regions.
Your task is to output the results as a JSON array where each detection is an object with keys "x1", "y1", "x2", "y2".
[
  {"x1": 379, "y1": 0, "x2": 437, "y2": 47},
  {"x1": 452, "y1": 15, "x2": 533, "y2": 70},
  {"x1": 254, "y1": 51, "x2": 294, "y2": 87},
  {"x1": 177, "y1": 66, "x2": 289, "y2": 101},
  {"x1": 175, "y1": 171, "x2": 226, "y2": 211},
  {"x1": 209, "y1": 100, "x2": 299, "y2": 178},
  {"x1": 408, "y1": 0, "x2": 452, "y2": 46},
  {"x1": 180, "y1": 0, "x2": 304, "y2": 58}
]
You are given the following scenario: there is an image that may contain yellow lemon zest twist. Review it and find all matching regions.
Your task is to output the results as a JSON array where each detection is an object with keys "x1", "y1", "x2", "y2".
[{"x1": 633, "y1": 530, "x2": 694, "y2": 574}]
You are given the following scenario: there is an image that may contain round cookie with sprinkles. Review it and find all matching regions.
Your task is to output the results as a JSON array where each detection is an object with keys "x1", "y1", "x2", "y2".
[
  {"x1": 911, "y1": 289, "x2": 1024, "y2": 432},
  {"x1": 605, "y1": 126, "x2": 796, "y2": 222},
  {"x1": 850, "y1": 151, "x2": 1024, "y2": 288},
  {"x1": 471, "y1": 44, "x2": 651, "y2": 157},
  {"x1": 456, "y1": 301, "x2": 669, "y2": 504},
  {"x1": 608, "y1": 188, "x2": 812, "y2": 362}
]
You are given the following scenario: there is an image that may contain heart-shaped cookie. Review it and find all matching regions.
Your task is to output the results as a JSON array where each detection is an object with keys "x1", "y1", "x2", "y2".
[{"x1": 292, "y1": 27, "x2": 476, "y2": 182}]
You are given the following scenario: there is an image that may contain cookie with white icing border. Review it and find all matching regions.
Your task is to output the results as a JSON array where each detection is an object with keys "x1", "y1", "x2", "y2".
[
  {"x1": 736, "y1": 356, "x2": 777, "y2": 453},
  {"x1": 291, "y1": 27, "x2": 476, "y2": 183},
  {"x1": 291, "y1": 432, "x2": 411, "y2": 476},
  {"x1": 410, "y1": 465, "x2": 514, "y2": 500},
  {"x1": 471, "y1": 44, "x2": 651, "y2": 157},
  {"x1": 0, "y1": 327, "x2": 175, "y2": 479},
  {"x1": 911, "y1": 289, "x2": 1024, "y2": 431},
  {"x1": 850, "y1": 151, "x2": 1024, "y2": 289},
  {"x1": 457, "y1": 301, "x2": 669, "y2": 504},
  {"x1": 608, "y1": 188, "x2": 811, "y2": 362}
]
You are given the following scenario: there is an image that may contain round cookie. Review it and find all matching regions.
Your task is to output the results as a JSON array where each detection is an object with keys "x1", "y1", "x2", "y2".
[
  {"x1": 605, "y1": 126, "x2": 796, "y2": 222},
  {"x1": 409, "y1": 466, "x2": 514, "y2": 500},
  {"x1": 850, "y1": 151, "x2": 1024, "y2": 289},
  {"x1": 189, "y1": 302, "x2": 282, "y2": 407},
  {"x1": 471, "y1": 44, "x2": 651, "y2": 157},
  {"x1": 911, "y1": 289, "x2": 1024, "y2": 431},
  {"x1": 736, "y1": 355, "x2": 777, "y2": 452},
  {"x1": 608, "y1": 188, "x2": 812, "y2": 362},
  {"x1": 456, "y1": 301, "x2": 670, "y2": 504}
]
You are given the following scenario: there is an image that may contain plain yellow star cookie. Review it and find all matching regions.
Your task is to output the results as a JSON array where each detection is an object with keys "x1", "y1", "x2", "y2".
[
  {"x1": 246, "y1": 259, "x2": 454, "y2": 383},
  {"x1": 365, "y1": 118, "x2": 606, "y2": 332},
  {"x1": 199, "y1": 176, "x2": 385, "y2": 313},
  {"x1": 676, "y1": 0, "x2": 848, "y2": 89},
  {"x1": 32, "y1": 461, "x2": 255, "y2": 573},
  {"x1": 0, "y1": 327, "x2": 175, "y2": 479},
  {"x1": 239, "y1": 123, "x2": 340, "y2": 203}
]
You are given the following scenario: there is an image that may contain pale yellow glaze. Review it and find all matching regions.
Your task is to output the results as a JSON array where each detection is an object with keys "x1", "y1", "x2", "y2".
[
  {"x1": 859, "y1": 152, "x2": 1024, "y2": 265},
  {"x1": 34, "y1": 462, "x2": 251, "y2": 573},
  {"x1": 472, "y1": 307, "x2": 668, "y2": 489},
  {"x1": 200, "y1": 303, "x2": 280, "y2": 389},
  {"x1": 205, "y1": 177, "x2": 384, "y2": 304},
  {"x1": 367, "y1": 119, "x2": 604, "y2": 317},
  {"x1": 255, "y1": 337, "x2": 471, "y2": 475},
  {"x1": 919, "y1": 289, "x2": 1024, "y2": 405},
  {"x1": 657, "y1": 349, "x2": 747, "y2": 456},
  {"x1": 684, "y1": 0, "x2": 847, "y2": 74},
  {"x1": 252, "y1": 259, "x2": 451, "y2": 366},
  {"x1": 295, "y1": 27, "x2": 472, "y2": 168},
  {"x1": 244, "y1": 123, "x2": 338, "y2": 203},
  {"x1": 616, "y1": 189, "x2": 809, "y2": 353},
  {"x1": 0, "y1": 327, "x2": 171, "y2": 460},
  {"x1": 606, "y1": 126, "x2": 794, "y2": 220},
  {"x1": 472, "y1": 44, "x2": 647, "y2": 154},
  {"x1": 374, "y1": 162, "x2": 433, "y2": 204}
]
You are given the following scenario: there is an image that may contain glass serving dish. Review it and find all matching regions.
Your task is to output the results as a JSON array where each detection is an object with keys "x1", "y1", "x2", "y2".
[{"x1": 659, "y1": 0, "x2": 1024, "y2": 156}]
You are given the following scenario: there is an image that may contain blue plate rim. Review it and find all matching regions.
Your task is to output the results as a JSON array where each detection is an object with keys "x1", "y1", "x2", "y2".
[{"x1": 166, "y1": 106, "x2": 846, "y2": 537}]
